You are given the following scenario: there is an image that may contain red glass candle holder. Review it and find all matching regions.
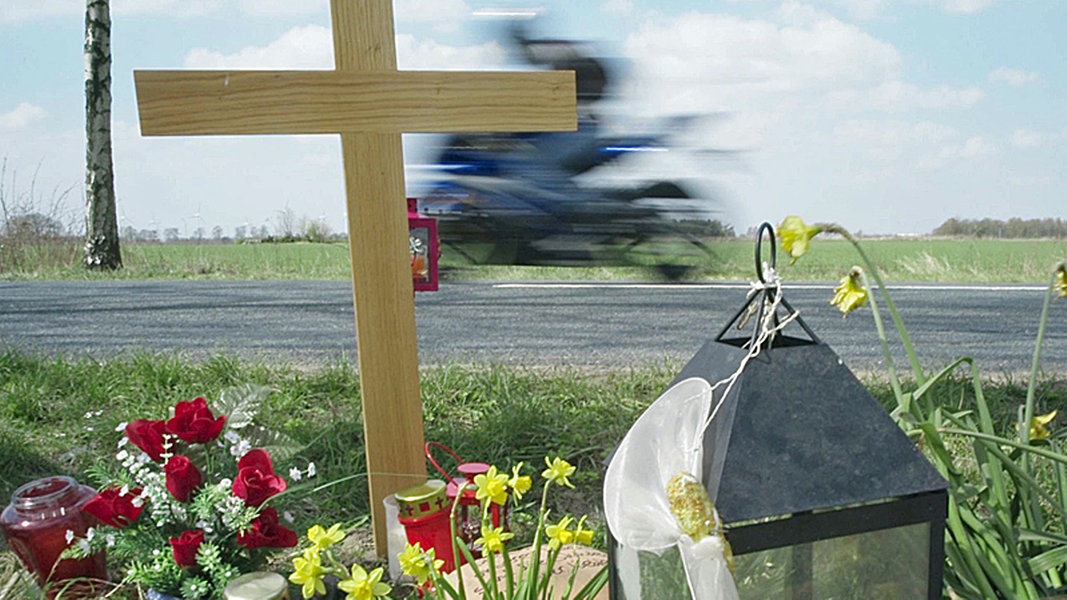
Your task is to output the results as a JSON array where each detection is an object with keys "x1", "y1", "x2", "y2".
[
  {"x1": 396, "y1": 479, "x2": 459, "y2": 572},
  {"x1": 1, "y1": 476, "x2": 108, "y2": 597}
]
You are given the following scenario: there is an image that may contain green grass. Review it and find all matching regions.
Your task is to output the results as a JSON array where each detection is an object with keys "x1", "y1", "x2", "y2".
[
  {"x1": 3, "y1": 237, "x2": 1067, "y2": 282},
  {"x1": 0, "y1": 351, "x2": 675, "y2": 538},
  {"x1": 3, "y1": 351, "x2": 1066, "y2": 594},
  {"x1": 1, "y1": 351, "x2": 1063, "y2": 516}
]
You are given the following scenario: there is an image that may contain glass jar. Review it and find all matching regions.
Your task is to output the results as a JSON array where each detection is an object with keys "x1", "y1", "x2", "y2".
[{"x1": 0, "y1": 476, "x2": 108, "y2": 596}]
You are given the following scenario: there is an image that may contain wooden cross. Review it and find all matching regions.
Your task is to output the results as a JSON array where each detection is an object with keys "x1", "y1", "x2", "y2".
[{"x1": 134, "y1": 0, "x2": 575, "y2": 552}]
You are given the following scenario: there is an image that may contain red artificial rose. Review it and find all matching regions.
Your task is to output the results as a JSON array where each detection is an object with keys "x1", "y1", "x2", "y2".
[
  {"x1": 164, "y1": 455, "x2": 202, "y2": 502},
  {"x1": 84, "y1": 487, "x2": 144, "y2": 528},
  {"x1": 166, "y1": 397, "x2": 227, "y2": 444},
  {"x1": 232, "y1": 449, "x2": 287, "y2": 507},
  {"x1": 125, "y1": 418, "x2": 169, "y2": 461},
  {"x1": 169, "y1": 529, "x2": 205, "y2": 567},
  {"x1": 237, "y1": 508, "x2": 297, "y2": 549}
]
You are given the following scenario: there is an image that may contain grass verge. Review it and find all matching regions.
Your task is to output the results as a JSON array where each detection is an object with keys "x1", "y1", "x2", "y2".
[
  {"x1": 2, "y1": 350, "x2": 1066, "y2": 597},
  {"x1": 4, "y1": 237, "x2": 1067, "y2": 282}
]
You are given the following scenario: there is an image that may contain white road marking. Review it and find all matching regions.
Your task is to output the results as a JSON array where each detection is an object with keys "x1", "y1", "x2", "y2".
[{"x1": 493, "y1": 282, "x2": 1047, "y2": 292}]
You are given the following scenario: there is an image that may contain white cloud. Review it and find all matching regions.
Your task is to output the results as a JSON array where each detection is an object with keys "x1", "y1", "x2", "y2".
[
  {"x1": 0, "y1": 0, "x2": 324, "y2": 23},
  {"x1": 920, "y1": 135, "x2": 997, "y2": 169},
  {"x1": 623, "y1": 10, "x2": 902, "y2": 114},
  {"x1": 958, "y1": 136, "x2": 997, "y2": 157},
  {"x1": 834, "y1": 119, "x2": 956, "y2": 149},
  {"x1": 0, "y1": 0, "x2": 70, "y2": 22},
  {"x1": 0, "y1": 102, "x2": 47, "y2": 130},
  {"x1": 394, "y1": 0, "x2": 470, "y2": 22},
  {"x1": 622, "y1": 8, "x2": 985, "y2": 118},
  {"x1": 830, "y1": 119, "x2": 957, "y2": 180},
  {"x1": 988, "y1": 67, "x2": 1040, "y2": 86},
  {"x1": 396, "y1": 35, "x2": 505, "y2": 69},
  {"x1": 182, "y1": 25, "x2": 505, "y2": 71},
  {"x1": 602, "y1": 0, "x2": 636, "y2": 16},
  {"x1": 831, "y1": 0, "x2": 887, "y2": 20},
  {"x1": 1010, "y1": 128, "x2": 1062, "y2": 149},
  {"x1": 933, "y1": 0, "x2": 997, "y2": 14},
  {"x1": 232, "y1": 0, "x2": 327, "y2": 17},
  {"x1": 184, "y1": 26, "x2": 334, "y2": 69},
  {"x1": 831, "y1": 81, "x2": 984, "y2": 112}
]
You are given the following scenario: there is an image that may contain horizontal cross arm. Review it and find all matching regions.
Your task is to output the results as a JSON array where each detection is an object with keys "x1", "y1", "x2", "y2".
[{"x1": 135, "y1": 70, "x2": 576, "y2": 136}]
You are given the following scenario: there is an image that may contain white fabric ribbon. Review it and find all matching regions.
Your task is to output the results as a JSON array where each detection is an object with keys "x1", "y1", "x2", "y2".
[{"x1": 604, "y1": 378, "x2": 740, "y2": 600}]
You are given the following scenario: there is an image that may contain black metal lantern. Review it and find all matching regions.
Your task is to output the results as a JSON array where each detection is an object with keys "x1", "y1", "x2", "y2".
[{"x1": 606, "y1": 223, "x2": 948, "y2": 600}]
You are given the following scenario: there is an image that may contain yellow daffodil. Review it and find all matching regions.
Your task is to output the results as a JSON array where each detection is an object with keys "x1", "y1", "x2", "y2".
[
  {"x1": 1031, "y1": 410, "x2": 1057, "y2": 440},
  {"x1": 542, "y1": 456, "x2": 576, "y2": 489},
  {"x1": 546, "y1": 515, "x2": 575, "y2": 550},
  {"x1": 778, "y1": 216, "x2": 823, "y2": 263},
  {"x1": 474, "y1": 465, "x2": 509, "y2": 506},
  {"x1": 474, "y1": 524, "x2": 514, "y2": 554},
  {"x1": 830, "y1": 267, "x2": 869, "y2": 316},
  {"x1": 398, "y1": 542, "x2": 443, "y2": 585},
  {"x1": 508, "y1": 463, "x2": 533, "y2": 501},
  {"x1": 1055, "y1": 265, "x2": 1067, "y2": 299},
  {"x1": 574, "y1": 515, "x2": 594, "y2": 546},
  {"x1": 289, "y1": 548, "x2": 327, "y2": 600},
  {"x1": 307, "y1": 523, "x2": 345, "y2": 552},
  {"x1": 337, "y1": 564, "x2": 391, "y2": 600}
]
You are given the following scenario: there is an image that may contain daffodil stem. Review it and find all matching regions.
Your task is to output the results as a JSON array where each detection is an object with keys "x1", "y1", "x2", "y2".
[
  {"x1": 1012, "y1": 267, "x2": 1059, "y2": 548},
  {"x1": 858, "y1": 270, "x2": 904, "y2": 402},
  {"x1": 486, "y1": 544, "x2": 500, "y2": 600},
  {"x1": 824, "y1": 224, "x2": 926, "y2": 385},
  {"x1": 451, "y1": 486, "x2": 468, "y2": 600},
  {"x1": 1022, "y1": 267, "x2": 1057, "y2": 443},
  {"x1": 525, "y1": 481, "x2": 553, "y2": 600}
]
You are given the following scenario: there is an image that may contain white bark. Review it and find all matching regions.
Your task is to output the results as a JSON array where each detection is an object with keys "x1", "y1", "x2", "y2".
[{"x1": 84, "y1": 0, "x2": 121, "y2": 269}]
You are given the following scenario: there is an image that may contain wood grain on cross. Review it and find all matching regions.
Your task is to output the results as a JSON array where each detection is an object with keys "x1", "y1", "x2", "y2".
[{"x1": 134, "y1": 0, "x2": 575, "y2": 552}]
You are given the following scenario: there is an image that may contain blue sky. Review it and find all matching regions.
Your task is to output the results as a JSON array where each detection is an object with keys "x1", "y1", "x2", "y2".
[{"x1": 1, "y1": 0, "x2": 1064, "y2": 237}]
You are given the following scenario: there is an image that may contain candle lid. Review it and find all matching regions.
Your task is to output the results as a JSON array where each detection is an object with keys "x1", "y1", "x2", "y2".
[
  {"x1": 395, "y1": 479, "x2": 448, "y2": 519},
  {"x1": 222, "y1": 571, "x2": 288, "y2": 600}
]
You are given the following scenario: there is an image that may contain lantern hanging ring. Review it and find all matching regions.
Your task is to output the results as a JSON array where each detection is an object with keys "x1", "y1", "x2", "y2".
[
  {"x1": 754, "y1": 221, "x2": 777, "y2": 285},
  {"x1": 716, "y1": 221, "x2": 819, "y2": 347}
]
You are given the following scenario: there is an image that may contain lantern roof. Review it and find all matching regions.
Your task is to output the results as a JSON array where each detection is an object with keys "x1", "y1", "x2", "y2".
[{"x1": 673, "y1": 330, "x2": 947, "y2": 526}]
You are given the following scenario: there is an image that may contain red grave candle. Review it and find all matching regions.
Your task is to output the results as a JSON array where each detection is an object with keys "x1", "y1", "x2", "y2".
[{"x1": 1, "y1": 476, "x2": 108, "y2": 597}]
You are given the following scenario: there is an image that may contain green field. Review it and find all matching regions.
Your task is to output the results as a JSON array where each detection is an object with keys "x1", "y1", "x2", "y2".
[{"x1": 3, "y1": 236, "x2": 1067, "y2": 282}]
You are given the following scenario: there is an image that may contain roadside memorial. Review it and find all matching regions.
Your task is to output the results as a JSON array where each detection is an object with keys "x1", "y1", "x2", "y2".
[
  {"x1": 604, "y1": 223, "x2": 948, "y2": 599},
  {"x1": 133, "y1": 0, "x2": 576, "y2": 551}
]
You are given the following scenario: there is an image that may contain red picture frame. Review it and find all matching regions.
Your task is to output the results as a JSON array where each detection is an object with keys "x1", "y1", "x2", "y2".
[{"x1": 408, "y1": 198, "x2": 439, "y2": 292}]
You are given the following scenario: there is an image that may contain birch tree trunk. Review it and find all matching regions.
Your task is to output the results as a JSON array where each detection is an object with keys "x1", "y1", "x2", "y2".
[{"x1": 84, "y1": 0, "x2": 122, "y2": 270}]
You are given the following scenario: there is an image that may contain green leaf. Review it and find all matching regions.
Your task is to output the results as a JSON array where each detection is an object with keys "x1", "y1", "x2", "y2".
[
  {"x1": 242, "y1": 424, "x2": 303, "y2": 462},
  {"x1": 214, "y1": 384, "x2": 273, "y2": 430},
  {"x1": 1020, "y1": 528, "x2": 1067, "y2": 546},
  {"x1": 1029, "y1": 545, "x2": 1067, "y2": 578}
]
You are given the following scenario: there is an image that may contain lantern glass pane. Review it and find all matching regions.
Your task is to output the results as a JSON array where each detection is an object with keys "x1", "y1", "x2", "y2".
[
  {"x1": 611, "y1": 522, "x2": 930, "y2": 599},
  {"x1": 734, "y1": 522, "x2": 930, "y2": 599}
]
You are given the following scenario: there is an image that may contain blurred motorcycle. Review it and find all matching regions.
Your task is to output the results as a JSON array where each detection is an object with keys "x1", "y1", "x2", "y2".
[{"x1": 415, "y1": 20, "x2": 720, "y2": 277}]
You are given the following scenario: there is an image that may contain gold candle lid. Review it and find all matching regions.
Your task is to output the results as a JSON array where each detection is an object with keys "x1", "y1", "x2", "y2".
[
  {"x1": 223, "y1": 571, "x2": 289, "y2": 600},
  {"x1": 395, "y1": 479, "x2": 449, "y2": 519}
]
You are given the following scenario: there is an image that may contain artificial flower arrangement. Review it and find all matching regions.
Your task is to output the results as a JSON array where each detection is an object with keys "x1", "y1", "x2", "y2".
[
  {"x1": 64, "y1": 385, "x2": 311, "y2": 599},
  {"x1": 393, "y1": 456, "x2": 608, "y2": 600}
]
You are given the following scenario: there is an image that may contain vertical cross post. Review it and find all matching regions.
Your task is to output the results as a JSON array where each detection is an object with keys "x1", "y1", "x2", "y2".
[{"x1": 331, "y1": 0, "x2": 425, "y2": 553}]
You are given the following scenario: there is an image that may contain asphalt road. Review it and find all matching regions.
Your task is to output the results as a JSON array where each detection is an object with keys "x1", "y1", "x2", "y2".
[{"x1": 1, "y1": 280, "x2": 1064, "y2": 374}]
